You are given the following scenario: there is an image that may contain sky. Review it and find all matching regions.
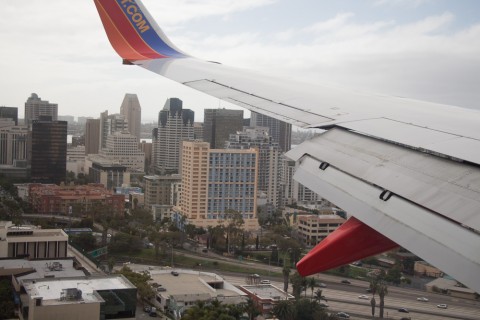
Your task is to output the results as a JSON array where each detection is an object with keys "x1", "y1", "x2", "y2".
[{"x1": 1, "y1": 0, "x2": 480, "y2": 123}]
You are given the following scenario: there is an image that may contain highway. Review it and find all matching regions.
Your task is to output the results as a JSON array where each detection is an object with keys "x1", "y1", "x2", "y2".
[{"x1": 221, "y1": 274, "x2": 480, "y2": 319}]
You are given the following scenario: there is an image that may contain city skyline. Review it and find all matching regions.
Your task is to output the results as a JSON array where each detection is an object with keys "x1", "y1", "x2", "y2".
[{"x1": 2, "y1": 0, "x2": 480, "y2": 122}]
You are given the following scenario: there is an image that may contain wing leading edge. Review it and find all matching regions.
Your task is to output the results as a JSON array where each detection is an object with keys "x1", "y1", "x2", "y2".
[{"x1": 94, "y1": 0, "x2": 480, "y2": 293}]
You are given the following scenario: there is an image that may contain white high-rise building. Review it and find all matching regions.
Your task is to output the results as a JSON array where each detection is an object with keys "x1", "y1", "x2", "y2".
[
  {"x1": 99, "y1": 110, "x2": 127, "y2": 149},
  {"x1": 24, "y1": 93, "x2": 58, "y2": 126},
  {"x1": 120, "y1": 93, "x2": 142, "y2": 143},
  {"x1": 100, "y1": 131, "x2": 145, "y2": 172},
  {"x1": 155, "y1": 98, "x2": 194, "y2": 174}
]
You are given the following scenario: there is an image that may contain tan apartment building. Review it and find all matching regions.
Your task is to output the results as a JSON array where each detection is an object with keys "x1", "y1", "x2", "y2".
[{"x1": 178, "y1": 141, "x2": 259, "y2": 230}]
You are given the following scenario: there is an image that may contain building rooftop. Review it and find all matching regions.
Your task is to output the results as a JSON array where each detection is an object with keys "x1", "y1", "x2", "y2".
[
  {"x1": 240, "y1": 284, "x2": 294, "y2": 301},
  {"x1": 0, "y1": 258, "x2": 85, "y2": 280},
  {"x1": 22, "y1": 275, "x2": 135, "y2": 305}
]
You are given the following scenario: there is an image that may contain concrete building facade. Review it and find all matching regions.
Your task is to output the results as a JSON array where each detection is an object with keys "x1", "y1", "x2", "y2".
[
  {"x1": 24, "y1": 93, "x2": 58, "y2": 126},
  {"x1": 84, "y1": 118, "x2": 100, "y2": 155},
  {"x1": 293, "y1": 214, "x2": 346, "y2": 246},
  {"x1": 250, "y1": 111, "x2": 292, "y2": 153},
  {"x1": 203, "y1": 109, "x2": 244, "y2": 149},
  {"x1": 120, "y1": 93, "x2": 142, "y2": 143},
  {"x1": 99, "y1": 131, "x2": 145, "y2": 172},
  {"x1": 144, "y1": 174, "x2": 181, "y2": 209},
  {"x1": 155, "y1": 98, "x2": 194, "y2": 174},
  {"x1": 0, "y1": 221, "x2": 68, "y2": 259}
]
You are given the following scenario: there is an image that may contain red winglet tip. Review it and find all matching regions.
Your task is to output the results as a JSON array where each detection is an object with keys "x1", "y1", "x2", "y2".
[{"x1": 297, "y1": 217, "x2": 398, "y2": 276}]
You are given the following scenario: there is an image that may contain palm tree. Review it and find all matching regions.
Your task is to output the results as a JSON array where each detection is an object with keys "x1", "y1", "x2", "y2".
[
  {"x1": 369, "y1": 271, "x2": 389, "y2": 319},
  {"x1": 282, "y1": 264, "x2": 291, "y2": 293},
  {"x1": 308, "y1": 277, "x2": 316, "y2": 299},
  {"x1": 314, "y1": 289, "x2": 328, "y2": 303},
  {"x1": 243, "y1": 297, "x2": 261, "y2": 320},
  {"x1": 272, "y1": 300, "x2": 295, "y2": 320},
  {"x1": 378, "y1": 281, "x2": 389, "y2": 319}
]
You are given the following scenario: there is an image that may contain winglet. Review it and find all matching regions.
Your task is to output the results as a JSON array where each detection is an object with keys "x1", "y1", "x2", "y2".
[
  {"x1": 94, "y1": 0, "x2": 187, "y2": 61},
  {"x1": 296, "y1": 217, "x2": 399, "y2": 276}
]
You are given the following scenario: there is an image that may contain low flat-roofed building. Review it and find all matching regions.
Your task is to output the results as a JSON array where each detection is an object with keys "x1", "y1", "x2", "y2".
[
  {"x1": 425, "y1": 277, "x2": 477, "y2": 300},
  {"x1": 126, "y1": 264, "x2": 246, "y2": 319},
  {"x1": 0, "y1": 221, "x2": 68, "y2": 259},
  {"x1": 239, "y1": 284, "x2": 294, "y2": 315},
  {"x1": 28, "y1": 183, "x2": 125, "y2": 216},
  {"x1": 293, "y1": 214, "x2": 346, "y2": 246},
  {"x1": 20, "y1": 275, "x2": 137, "y2": 320}
]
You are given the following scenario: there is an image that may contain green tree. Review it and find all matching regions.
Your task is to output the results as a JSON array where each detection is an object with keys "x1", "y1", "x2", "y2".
[
  {"x1": 282, "y1": 265, "x2": 291, "y2": 292},
  {"x1": 243, "y1": 297, "x2": 261, "y2": 320},
  {"x1": 369, "y1": 270, "x2": 389, "y2": 319},
  {"x1": 71, "y1": 233, "x2": 97, "y2": 251},
  {"x1": 116, "y1": 266, "x2": 154, "y2": 300},
  {"x1": 0, "y1": 279, "x2": 15, "y2": 318},
  {"x1": 314, "y1": 289, "x2": 328, "y2": 303},
  {"x1": 290, "y1": 271, "x2": 304, "y2": 299},
  {"x1": 272, "y1": 300, "x2": 295, "y2": 320},
  {"x1": 308, "y1": 277, "x2": 317, "y2": 299}
]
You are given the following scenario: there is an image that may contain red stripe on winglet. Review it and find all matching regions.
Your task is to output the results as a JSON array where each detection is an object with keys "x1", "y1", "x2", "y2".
[{"x1": 296, "y1": 217, "x2": 399, "y2": 276}]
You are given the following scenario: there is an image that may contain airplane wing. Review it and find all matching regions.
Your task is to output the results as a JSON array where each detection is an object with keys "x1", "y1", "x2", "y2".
[{"x1": 94, "y1": 0, "x2": 480, "y2": 292}]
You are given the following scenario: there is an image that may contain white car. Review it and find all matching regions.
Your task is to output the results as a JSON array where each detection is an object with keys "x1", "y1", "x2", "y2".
[
  {"x1": 260, "y1": 280, "x2": 271, "y2": 284},
  {"x1": 437, "y1": 304, "x2": 448, "y2": 309},
  {"x1": 417, "y1": 297, "x2": 429, "y2": 302},
  {"x1": 358, "y1": 295, "x2": 370, "y2": 300}
]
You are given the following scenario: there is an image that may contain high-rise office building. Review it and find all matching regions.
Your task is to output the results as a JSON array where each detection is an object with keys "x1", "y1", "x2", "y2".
[
  {"x1": 0, "y1": 107, "x2": 18, "y2": 125},
  {"x1": 155, "y1": 98, "x2": 194, "y2": 174},
  {"x1": 99, "y1": 110, "x2": 127, "y2": 149},
  {"x1": 85, "y1": 118, "x2": 100, "y2": 155},
  {"x1": 178, "y1": 141, "x2": 259, "y2": 230},
  {"x1": 99, "y1": 131, "x2": 145, "y2": 172},
  {"x1": 120, "y1": 93, "x2": 142, "y2": 142},
  {"x1": 30, "y1": 117, "x2": 67, "y2": 184},
  {"x1": 250, "y1": 112, "x2": 292, "y2": 152},
  {"x1": 203, "y1": 109, "x2": 244, "y2": 149},
  {"x1": 0, "y1": 125, "x2": 28, "y2": 165},
  {"x1": 24, "y1": 93, "x2": 58, "y2": 126},
  {"x1": 226, "y1": 127, "x2": 281, "y2": 208}
]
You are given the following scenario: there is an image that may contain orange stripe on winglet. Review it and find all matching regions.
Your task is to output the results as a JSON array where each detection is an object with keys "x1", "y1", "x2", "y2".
[{"x1": 95, "y1": 0, "x2": 149, "y2": 61}]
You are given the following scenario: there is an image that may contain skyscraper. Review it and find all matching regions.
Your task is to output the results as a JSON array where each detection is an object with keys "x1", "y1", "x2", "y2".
[
  {"x1": 99, "y1": 131, "x2": 145, "y2": 172},
  {"x1": 203, "y1": 109, "x2": 244, "y2": 148},
  {"x1": 24, "y1": 93, "x2": 58, "y2": 126},
  {"x1": 155, "y1": 98, "x2": 194, "y2": 174},
  {"x1": 99, "y1": 110, "x2": 127, "y2": 149},
  {"x1": 250, "y1": 112, "x2": 292, "y2": 152},
  {"x1": 0, "y1": 107, "x2": 18, "y2": 125},
  {"x1": 30, "y1": 117, "x2": 67, "y2": 184},
  {"x1": 85, "y1": 118, "x2": 100, "y2": 155},
  {"x1": 120, "y1": 93, "x2": 142, "y2": 142},
  {"x1": 0, "y1": 125, "x2": 28, "y2": 165}
]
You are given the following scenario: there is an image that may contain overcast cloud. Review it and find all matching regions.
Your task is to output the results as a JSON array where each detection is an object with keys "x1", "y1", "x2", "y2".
[{"x1": 1, "y1": 0, "x2": 479, "y2": 122}]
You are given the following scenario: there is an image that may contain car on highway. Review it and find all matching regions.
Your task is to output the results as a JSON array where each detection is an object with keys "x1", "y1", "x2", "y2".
[
  {"x1": 341, "y1": 279, "x2": 351, "y2": 284},
  {"x1": 358, "y1": 294, "x2": 370, "y2": 300},
  {"x1": 260, "y1": 280, "x2": 271, "y2": 284},
  {"x1": 437, "y1": 304, "x2": 448, "y2": 309},
  {"x1": 318, "y1": 282, "x2": 327, "y2": 288},
  {"x1": 398, "y1": 308, "x2": 409, "y2": 313},
  {"x1": 171, "y1": 271, "x2": 179, "y2": 276},
  {"x1": 366, "y1": 288, "x2": 372, "y2": 292},
  {"x1": 400, "y1": 317, "x2": 411, "y2": 320},
  {"x1": 417, "y1": 297, "x2": 429, "y2": 302},
  {"x1": 319, "y1": 302, "x2": 329, "y2": 308},
  {"x1": 336, "y1": 312, "x2": 350, "y2": 319}
]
